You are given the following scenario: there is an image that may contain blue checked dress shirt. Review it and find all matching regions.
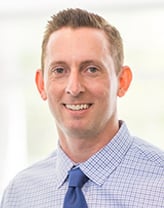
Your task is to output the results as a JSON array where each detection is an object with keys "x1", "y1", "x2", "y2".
[{"x1": 1, "y1": 121, "x2": 164, "y2": 208}]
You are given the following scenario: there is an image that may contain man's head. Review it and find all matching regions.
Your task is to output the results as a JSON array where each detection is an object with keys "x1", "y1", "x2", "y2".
[
  {"x1": 36, "y1": 8, "x2": 132, "y2": 146},
  {"x1": 41, "y1": 8, "x2": 124, "y2": 74}
]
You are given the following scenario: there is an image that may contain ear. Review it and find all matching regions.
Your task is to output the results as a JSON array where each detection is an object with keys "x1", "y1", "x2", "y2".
[
  {"x1": 35, "y1": 69, "x2": 47, "y2": 100},
  {"x1": 117, "y1": 66, "x2": 132, "y2": 97}
]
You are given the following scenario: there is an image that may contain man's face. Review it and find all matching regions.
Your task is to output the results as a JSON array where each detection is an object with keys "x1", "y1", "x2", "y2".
[{"x1": 39, "y1": 27, "x2": 120, "y2": 138}]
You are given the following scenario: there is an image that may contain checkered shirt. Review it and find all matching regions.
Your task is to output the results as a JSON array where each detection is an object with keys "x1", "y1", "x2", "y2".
[{"x1": 1, "y1": 121, "x2": 164, "y2": 207}]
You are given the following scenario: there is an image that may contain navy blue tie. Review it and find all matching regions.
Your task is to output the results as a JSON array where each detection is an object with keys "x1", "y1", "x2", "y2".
[{"x1": 63, "y1": 168, "x2": 89, "y2": 208}]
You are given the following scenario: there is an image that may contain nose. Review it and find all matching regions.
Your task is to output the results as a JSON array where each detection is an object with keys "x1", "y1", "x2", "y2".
[{"x1": 65, "y1": 71, "x2": 85, "y2": 96}]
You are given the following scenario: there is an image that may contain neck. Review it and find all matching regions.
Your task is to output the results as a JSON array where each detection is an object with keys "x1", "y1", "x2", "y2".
[{"x1": 58, "y1": 120, "x2": 119, "y2": 163}]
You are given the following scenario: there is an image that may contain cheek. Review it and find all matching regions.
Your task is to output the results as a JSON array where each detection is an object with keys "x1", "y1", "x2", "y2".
[
  {"x1": 91, "y1": 78, "x2": 118, "y2": 105},
  {"x1": 45, "y1": 82, "x2": 61, "y2": 104},
  {"x1": 90, "y1": 80, "x2": 110, "y2": 98},
  {"x1": 46, "y1": 87, "x2": 62, "y2": 119}
]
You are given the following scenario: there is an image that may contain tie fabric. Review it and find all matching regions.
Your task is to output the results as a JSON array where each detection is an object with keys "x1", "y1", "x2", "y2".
[{"x1": 63, "y1": 167, "x2": 89, "y2": 208}]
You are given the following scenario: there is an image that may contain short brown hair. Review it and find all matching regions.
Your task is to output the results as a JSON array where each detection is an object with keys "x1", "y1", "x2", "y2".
[{"x1": 41, "y1": 8, "x2": 124, "y2": 73}]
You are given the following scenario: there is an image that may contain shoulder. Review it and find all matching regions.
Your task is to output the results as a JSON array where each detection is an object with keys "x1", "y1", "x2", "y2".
[
  {"x1": 118, "y1": 121, "x2": 164, "y2": 169},
  {"x1": 4, "y1": 151, "x2": 57, "y2": 194},
  {"x1": 1, "y1": 151, "x2": 58, "y2": 207},
  {"x1": 133, "y1": 137, "x2": 164, "y2": 164},
  {"x1": 15, "y1": 150, "x2": 57, "y2": 182},
  {"x1": 125, "y1": 136, "x2": 164, "y2": 173}
]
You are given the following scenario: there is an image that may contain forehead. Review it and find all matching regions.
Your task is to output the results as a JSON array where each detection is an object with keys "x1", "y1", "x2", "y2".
[
  {"x1": 46, "y1": 27, "x2": 110, "y2": 56},
  {"x1": 48, "y1": 26, "x2": 107, "y2": 41}
]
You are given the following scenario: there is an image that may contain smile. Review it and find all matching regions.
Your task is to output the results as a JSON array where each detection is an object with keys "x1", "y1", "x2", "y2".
[{"x1": 64, "y1": 104, "x2": 92, "y2": 111}]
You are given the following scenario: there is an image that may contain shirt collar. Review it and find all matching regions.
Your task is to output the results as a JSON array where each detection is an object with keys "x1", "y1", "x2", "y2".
[
  {"x1": 55, "y1": 121, "x2": 133, "y2": 188},
  {"x1": 55, "y1": 146, "x2": 74, "y2": 189},
  {"x1": 80, "y1": 121, "x2": 133, "y2": 186}
]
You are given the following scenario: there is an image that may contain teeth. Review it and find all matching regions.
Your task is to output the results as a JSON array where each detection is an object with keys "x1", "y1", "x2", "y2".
[{"x1": 65, "y1": 104, "x2": 90, "y2": 111}]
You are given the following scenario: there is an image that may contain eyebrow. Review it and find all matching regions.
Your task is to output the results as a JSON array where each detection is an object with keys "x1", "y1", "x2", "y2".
[
  {"x1": 48, "y1": 61, "x2": 67, "y2": 70},
  {"x1": 48, "y1": 59, "x2": 104, "y2": 70},
  {"x1": 79, "y1": 60, "x2": 104, "y2": 70}
]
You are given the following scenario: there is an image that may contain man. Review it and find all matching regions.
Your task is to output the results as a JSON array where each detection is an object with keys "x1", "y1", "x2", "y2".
[{"x1": 1, "y1": 8, "x2": 164, "y2": 208}]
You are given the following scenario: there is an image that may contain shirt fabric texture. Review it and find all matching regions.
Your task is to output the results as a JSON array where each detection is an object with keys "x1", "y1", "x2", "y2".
[{"x1": 1, "y1": 121, "x2": 164, "y2": 207}]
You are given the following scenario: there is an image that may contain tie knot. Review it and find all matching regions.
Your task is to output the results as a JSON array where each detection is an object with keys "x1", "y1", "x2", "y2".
[{"x1": 68, "y1": 168, "x2": 88, "y2": 188}]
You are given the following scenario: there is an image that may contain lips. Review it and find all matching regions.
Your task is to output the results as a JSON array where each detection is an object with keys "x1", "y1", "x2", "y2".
[{"x1": 64, "y1": 104, "x2": 92, "y2": 111}]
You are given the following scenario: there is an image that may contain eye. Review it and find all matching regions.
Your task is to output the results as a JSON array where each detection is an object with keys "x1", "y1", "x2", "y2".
[
  {"x1": 51, "y1": 66, "x2": 68, "y2": 78},
  {"x1": 57, "y1": 68, "x2": 64, "y2": 74},
  {"x1": 87, "y1": 66, "x2": 98, "y2": 73},
  {"x1": 84, "y1": 65, "x2": 101, "y2": 77},
  {"x1": 52, "y1": 67, "x2": 64, "y2": 74}
]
